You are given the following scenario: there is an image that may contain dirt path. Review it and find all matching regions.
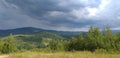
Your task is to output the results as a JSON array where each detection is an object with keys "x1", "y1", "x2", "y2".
[{"x1": 0, "y1": 55, "x2": 9, "y2": 58}]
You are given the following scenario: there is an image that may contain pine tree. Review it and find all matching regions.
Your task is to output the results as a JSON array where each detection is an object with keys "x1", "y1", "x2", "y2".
[
  {"x1": 94, "y1": 27, "x2": 104, "y2": 49},
  {"x1": 103, "y1": 27, "x2": 116, "y2": 50},
  {"x1": 68, "y1": 37, "x2": 77, "y2": 51},
  {"x1": 76, "y1": 33, "x2": 83, "y2": 50},
  {"x1": 84, "y1": 26, "x2": 103, "y2": 51},
  {"x1": 84, "y1": 26, "x2": 97, "y2": 51}
]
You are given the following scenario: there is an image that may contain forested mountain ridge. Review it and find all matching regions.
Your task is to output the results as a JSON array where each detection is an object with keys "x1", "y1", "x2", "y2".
[
  {"x1": 0, "y1": 27, "x2": 80, "y2": 36},
  {"x1": 0, "y1": 27, "x2": 119, "y2": 37}
]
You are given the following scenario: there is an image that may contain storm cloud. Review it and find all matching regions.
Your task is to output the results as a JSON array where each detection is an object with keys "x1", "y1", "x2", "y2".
[{"x1": 0, "y1": 0, "x2": 120, "y2": 31}]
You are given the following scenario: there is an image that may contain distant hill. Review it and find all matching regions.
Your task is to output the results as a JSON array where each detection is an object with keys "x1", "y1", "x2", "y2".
[
  {"x1": 1, "y1": 32, "x2": 66, "y2": 49},
  {"x1": 0, "y1": 27, "x2": 83, "y2": 36},
  {"x1": 112, "y1": 30, "x2": 120, "y2": 34},
  {"x1": 15, "y1": 32, "x2": 66, "y2": 42},
  {"x1": 0, "y1": 27, "x2": 119, "y2": 37}
]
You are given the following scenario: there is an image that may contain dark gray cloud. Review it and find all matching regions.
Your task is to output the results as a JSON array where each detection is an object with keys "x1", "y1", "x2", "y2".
[{"x1": 0, "y1": 0, "x2": 119, "y2": 31}]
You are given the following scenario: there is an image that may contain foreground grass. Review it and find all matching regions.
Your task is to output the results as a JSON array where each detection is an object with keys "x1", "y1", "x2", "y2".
[{"x1": 3, "y1": 51, "x2": 120, "y2": 58}]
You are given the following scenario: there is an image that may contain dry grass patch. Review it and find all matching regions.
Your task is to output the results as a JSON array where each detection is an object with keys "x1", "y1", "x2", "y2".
[{"x1": 4, "y1": 51, "x2": 120, "y2": 58}]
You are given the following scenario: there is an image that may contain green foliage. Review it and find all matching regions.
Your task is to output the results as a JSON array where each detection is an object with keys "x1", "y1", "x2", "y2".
[
  {"x1": 76, "y1": 33, "x2": 84, "y2": 50},
  {"x1": 15, "y1": 32, "x2": 65, "y2": 49},
  {"x1": 102, "y1": 27, "x2": 117, "y2": 50},
  {"x1": 0, "y1": 40, "x2": 4, "y2": 53},
  {"x1": 83, "y1": 27, "x2": 103, "y2": 51},
  {"x1": 1, "y1": 34, "x2": 17, "y2": 54},
  {"x1": 49, "y1": 39, "x2": 65, "y2": 51},
  {"x1": 65, "y1": 26, "x2": 120, "y2": 52},
  {"x1": 67, "y1": 37, "x2": 77, "y2": 51}
]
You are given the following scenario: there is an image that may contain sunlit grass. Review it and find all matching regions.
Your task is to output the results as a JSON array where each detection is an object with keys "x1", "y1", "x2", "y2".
[{"x1": 6, "y1": 51, "x2": 120, "y2": 58}]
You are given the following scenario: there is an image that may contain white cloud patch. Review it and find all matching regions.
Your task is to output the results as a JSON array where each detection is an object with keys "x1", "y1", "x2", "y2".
[
  {"x1": 63, "y1": 0, "x2": 111, "y2": 22},
  {"x1": 86, "y1": 7, "x2": 98, "y2": 17},
  {"x1": 111, "y1": 27, "x2": 120, "y2": 30},
  {"x1": 48, "y1": 11, "x2": 66, "y2": 17}
]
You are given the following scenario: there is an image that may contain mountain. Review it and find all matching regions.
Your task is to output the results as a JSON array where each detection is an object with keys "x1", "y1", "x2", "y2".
[
  {"x1": 0, "y1": 27, "x2": 119, "y2": 37},
  {"x1": 0, "y1": 27, "x2": 82, "y2": 36}
]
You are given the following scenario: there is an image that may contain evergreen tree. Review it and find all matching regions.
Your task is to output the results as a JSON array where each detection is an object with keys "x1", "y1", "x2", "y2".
[
  {"x1": 93, "y1": 27, "x2": 104, "y2": 49},
  {"x1": 103, "y1": 27, "x2": 116, "y2": 50},
  {"x1": 84, "y1": 26, "x2": 103, "y2": 51},
  {"x1": 84, "y1": 26, "x2": 97, "y2": 51},
  {"x1": 76, "y1": 33, "x2": 84, "y2": 50},
  {"x1": 68, "y1": 37, "x2": 77, "y2": 51},
  {"x1": 49, "y1": 39, "x2": 64, "y2": 51}
]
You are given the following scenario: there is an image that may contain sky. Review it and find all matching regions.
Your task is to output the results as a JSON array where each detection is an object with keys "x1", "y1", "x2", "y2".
[{"x1": 0, "y1": 0, "x2": 120, "y2": 31}]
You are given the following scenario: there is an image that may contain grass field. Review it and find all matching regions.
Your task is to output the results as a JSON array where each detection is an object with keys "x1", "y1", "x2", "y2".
[{"x1": 0, "y1": 51, "x2": 118, "y2": 58}]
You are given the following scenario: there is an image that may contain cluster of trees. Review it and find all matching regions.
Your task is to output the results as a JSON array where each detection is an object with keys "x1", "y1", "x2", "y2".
[
  {"x1": 16, "y1": 32, "x2": 65, "y2": 50},
  {"x1": 0, "y1": 34, "x2": 17, "y2": 54},
  {"x1": 49, "y1": 26, "x2": 120, "y2": 52}
]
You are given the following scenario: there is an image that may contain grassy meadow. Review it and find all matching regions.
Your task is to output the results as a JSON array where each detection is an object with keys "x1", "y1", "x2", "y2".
[{"x1": 2, "y1": 51, "x2": 119, "y2": 58}]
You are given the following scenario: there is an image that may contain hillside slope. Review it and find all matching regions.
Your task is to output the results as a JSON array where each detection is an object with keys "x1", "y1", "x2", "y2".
[{"x1": 0, "y1": 27, "x2": 80, "y2": 36}]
